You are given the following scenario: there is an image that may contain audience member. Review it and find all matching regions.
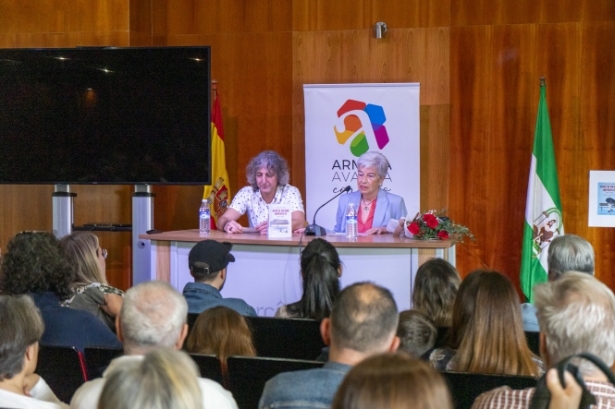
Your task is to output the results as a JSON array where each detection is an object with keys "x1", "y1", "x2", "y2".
[
  {"x1": 182, "y1": 240, "x2": 256, "y2": 316},
  {"x1": 70, "y1": 280, "x2": 238, "y2": 409},
  {"x1": 429, "y1": 270, "x2": 541, "y2": 376},
  {"x1": 275, "y1": 238, "x2": 341, "y2": 320},
  {"x1": 60, "y1": 232, "x2": 124, "y2": 332},
  {"x1": 185, "y1": 306, "x2": 256, "y2": 373},
  {"x1": 522, "y1": 234, "x2": 595, "y2": 331},
  {"x1": 412, "y1": 258, "x2": 461, "y2": 327},
  {"x1": 472, "y1": 272, "x2": 615, "y2": 409},
  {"x1": 396, "y1": 310, "x2": 437, "y2": 358},
  {"x1": 0, "y1": 231, "x2": 121, "y2": 351},
  {"x1": 0, "y1": 294, "x2": 67, "y2": 409},
  {"x1": 331, "y1": 352, "x2": 453, "y2": 409},
  {"x1": 98, "y1": 348, "x2": 202, "y2": 409},
  {"x1": 259, "y1": 282, "x2": 399, "y2": 409}
]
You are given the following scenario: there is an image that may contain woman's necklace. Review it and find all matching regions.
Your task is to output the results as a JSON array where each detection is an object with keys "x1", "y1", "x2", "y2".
[{"x1": 361, "y1": 198, "x2": 376, "y2": 211}]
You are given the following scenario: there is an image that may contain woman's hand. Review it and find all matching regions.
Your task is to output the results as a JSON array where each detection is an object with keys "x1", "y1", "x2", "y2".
[
  {"x1": 365, "y1": 227, "x2": 387, "y2": 235},
  {"x1": 101, "y1": 293, "x2": 123, "y2": 317},
  {"x1": 224, "y1": 220, "x2": 244, "y2": 234}
]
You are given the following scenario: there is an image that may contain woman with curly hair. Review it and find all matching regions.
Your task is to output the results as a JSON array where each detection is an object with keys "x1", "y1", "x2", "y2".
[
  {"x1": 218, "y1": 150, "x2": 306, "y2": 235},
  {"x1": 60, "y1": 232, "x2": 124, "y2": 331},
  {"x1": 428, "y1": 270, "x2": 541, "y2": 376},
  {"x1": 0, "y1": 231, "x2": 121, "y2": 351}
]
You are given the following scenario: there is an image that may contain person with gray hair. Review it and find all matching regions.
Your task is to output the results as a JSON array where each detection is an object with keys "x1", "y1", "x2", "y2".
[
  {"x1": 333, "y1": 151, "x2": 407, "y2": 235},
  {"x1": 472, "y1": 272, "x2": 615, "y2": 409},
  {"x1": 0, "y1": 294, "x2": 67, "y2": 408},
  {"x1": 259, "y1": 282, "x2": 400, "y2": 409},
  {"x1": 521, "y1": 234, "x2": 595, "y2": 332},
  {"x1": 70, "y1": 281, "x2": 238, "y2": 409},
  {"x1": 98, "y1": 349, "x2": 202, "y2": 409},
  {"x1": 218, "y1": 150, "x2": 306, "y2": 234}
]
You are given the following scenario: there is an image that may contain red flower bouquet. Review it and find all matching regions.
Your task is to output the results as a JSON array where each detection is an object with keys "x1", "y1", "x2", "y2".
[{"x1": 405, "y1": 210, "x2": 474, "y2": 242}]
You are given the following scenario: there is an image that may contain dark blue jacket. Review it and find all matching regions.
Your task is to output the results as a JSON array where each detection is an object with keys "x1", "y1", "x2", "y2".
[{"x1": 31, "y1": 292, "x2": 122, "y2": 352}]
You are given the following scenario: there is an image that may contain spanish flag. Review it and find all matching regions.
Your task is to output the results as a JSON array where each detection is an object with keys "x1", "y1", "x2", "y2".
[{"x1": 203, "y1": 89, "x2": 231, "y2": 229}]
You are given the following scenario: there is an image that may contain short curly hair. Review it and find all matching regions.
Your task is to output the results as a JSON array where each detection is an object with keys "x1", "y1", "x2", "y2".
[
  {"x1": 0, "y1": 232, "x2": 76, "y2": 301},
  {"x1": 245, "y1": 150, "x2": 290, "y2": 191}
]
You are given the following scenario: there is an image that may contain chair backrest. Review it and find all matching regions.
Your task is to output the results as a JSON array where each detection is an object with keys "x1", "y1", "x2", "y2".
[
  {"x1": 187, "y1": 312, "x2": 199, "y2": 329},
  {"x1": 189, "y1": 353, "x2": 225, "y2": 386},
  {"x1": 525, "y1": 331, "x2": 540, "y2": 355},
  {"x1": 227, "y1": 356, "x2": 324, "y2": 409},
  {"x1": 442, "y1": 371, "x2": 537, "y2": 409},
  {"x1": 244, "y1": 316, "x2": 325, "y2": 360},
  {"x1": 37, "y1": 345, "x2": 88, "y2": 403},
  {"x1": 84, "y1": 346, "x2": 124, "y2": 379}
]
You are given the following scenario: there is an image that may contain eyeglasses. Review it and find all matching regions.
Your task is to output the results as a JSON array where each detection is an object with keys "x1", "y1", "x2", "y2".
[{"x1": 98, "y1": 248, "x2": 108, "y2": 259}]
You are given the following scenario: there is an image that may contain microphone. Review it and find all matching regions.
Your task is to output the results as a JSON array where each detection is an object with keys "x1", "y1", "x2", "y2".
[{"x1": 305, "y1": 185, "x2": 352, "y2": 236}]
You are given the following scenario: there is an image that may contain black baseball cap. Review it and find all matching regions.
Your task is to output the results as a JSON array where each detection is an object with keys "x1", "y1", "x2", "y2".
[{"x1": 188, "y1": 240, "x2": 235, "y2": 274}]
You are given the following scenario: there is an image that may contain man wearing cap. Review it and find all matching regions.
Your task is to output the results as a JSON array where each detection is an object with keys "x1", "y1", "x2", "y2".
[{"x1": 182, "y1": 239, "x2": 257, "y2": 316}]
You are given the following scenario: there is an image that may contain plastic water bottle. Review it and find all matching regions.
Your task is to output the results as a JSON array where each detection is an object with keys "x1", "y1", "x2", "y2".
[
  {"x1": 346, "y1": 203, "x2": 358, "y2": 239},
  {"x1": 199, "y1": 199, "x2": 210, "y2": 234}
]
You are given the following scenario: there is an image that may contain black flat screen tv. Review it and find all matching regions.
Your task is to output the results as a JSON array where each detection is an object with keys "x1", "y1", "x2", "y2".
[{"x1": 0, "y1": 46, "x2": 211, "y2": 184}]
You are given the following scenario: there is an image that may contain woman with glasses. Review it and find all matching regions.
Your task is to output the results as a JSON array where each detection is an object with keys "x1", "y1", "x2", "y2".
[
  {"x1": 333, "y1": 151, "x2": 407, "y2": 235},
  {"x1": 60, "y1": 232, "x2": 124, "y2": 332}
]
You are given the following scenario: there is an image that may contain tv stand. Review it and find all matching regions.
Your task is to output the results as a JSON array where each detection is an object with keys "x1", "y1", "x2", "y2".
[{"x1": 52, "y1": 184, "x2": 155, "y2": 286}]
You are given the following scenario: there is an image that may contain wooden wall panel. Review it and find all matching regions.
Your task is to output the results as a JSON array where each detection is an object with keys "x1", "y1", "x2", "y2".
[
  {"x1": 292, "y1": 27, "x2": 450, "y2": 222},
  {"x1": 292, "y1": 0, "x2": 450, "y2": 31}
]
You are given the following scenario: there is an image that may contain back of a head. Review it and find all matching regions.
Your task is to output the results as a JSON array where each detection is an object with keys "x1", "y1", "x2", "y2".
[
  {"x1": 296, "y1": 238, "x2": 341, "y2": 320},
  {"x1": 120, "y1": 281, "x2": 188, "y2": 354},
  {"x1": 0, "y1": 231, "x2": 75, "y2": 300},
  {"x1": 185, "y1": 306, "x2": 256, "y2": 364},
  {"x1": 451, "y1": 270, "x2": 537, "y2": 376},
  {"x1": 547, "y1": 234, "x2": 594, "y2": 280},
  {"x1": 60, "y1": 231, "x2": 106, "y2": 285},
  {"x1": 0, "y1": 295, "x2": 44, "y2": 380},
  {"x1": 412, "y1": 259, "x2": 461, "y2": 327},
  {"x1": 330, "y1": 282, "x2": 398, "y2": 353},
  {"x1": 397, "y1": 310, "x2": 437, "y2": 358},
  {"x1": 331, "y1": 352, "x2": 453, "y2": 409},
  {"x1": 98, "y1": 348, "x2": 202, "y2": 409},
  {"x1": 535, "y1": 272, "x2": 615, "y2": 375}
]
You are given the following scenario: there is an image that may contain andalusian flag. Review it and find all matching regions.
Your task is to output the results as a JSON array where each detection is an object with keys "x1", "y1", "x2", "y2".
[
  {"x1": 203, "y1": 90, "x2": 231, "y2": 229},
  {"x1": 520, "y1": 79, "x2": 564, "y2": 302}
]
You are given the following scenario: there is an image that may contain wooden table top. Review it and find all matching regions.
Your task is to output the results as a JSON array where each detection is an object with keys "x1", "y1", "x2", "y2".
[{"x1": 140, "y1": 229, "x2": 455, "y2": 249}]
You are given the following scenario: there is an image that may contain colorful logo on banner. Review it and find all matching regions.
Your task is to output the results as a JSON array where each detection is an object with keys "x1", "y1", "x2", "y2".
[{"x1": 334, "y1": 99, "x2": 390, "y2": 157}]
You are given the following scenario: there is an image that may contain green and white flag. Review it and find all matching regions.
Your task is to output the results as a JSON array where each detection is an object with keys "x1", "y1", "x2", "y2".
[{"x1": 520, "y1": 80, "x2": 564, "y2": 303}]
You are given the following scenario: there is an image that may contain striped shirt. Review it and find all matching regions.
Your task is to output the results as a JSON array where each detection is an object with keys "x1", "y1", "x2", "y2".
[{"x1": 471, "y1": 381, "x2": 615, "y2": 409}]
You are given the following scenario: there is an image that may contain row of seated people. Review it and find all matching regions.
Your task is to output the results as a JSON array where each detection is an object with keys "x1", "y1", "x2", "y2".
[
  {"x1": 0, "y1": 276, "x2": 601, "y2": 409},
  {"x1": 0, "y1": 228, "x2": 607, "y2": 408}
]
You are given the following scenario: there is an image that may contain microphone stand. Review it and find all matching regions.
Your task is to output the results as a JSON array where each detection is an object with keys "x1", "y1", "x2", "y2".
[{"x1": 305, "y1": 186, "x2": 352, "y2": 236}]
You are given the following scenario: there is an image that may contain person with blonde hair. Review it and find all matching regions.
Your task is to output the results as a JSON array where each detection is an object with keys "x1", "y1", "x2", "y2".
[
  {"x1": 186, "y1": 306, "x2": 256, "y2": 373},
  {"x1": 0, "y1": 294, "x2": 67, "y2": 409},
  {"x1": 429, "y1": 270, "x2": 541, "y2": 376},
  {"x1": 60, "y1": 232, "x2": 124, "y2": 331},
  {"x1": 412, "y1": 258, "x2": 461, "y2": 327},
  {"x1": 332, "y1": 352, "x2": 453, "y2": 409},
  {"x1": 98, "y1": 349, "x2": 202, "y2": 409}
]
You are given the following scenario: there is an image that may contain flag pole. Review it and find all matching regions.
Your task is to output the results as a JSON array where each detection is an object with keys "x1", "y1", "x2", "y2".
[{"x1": 540, "y1": 77, "x2": 546, "y2": 87}]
